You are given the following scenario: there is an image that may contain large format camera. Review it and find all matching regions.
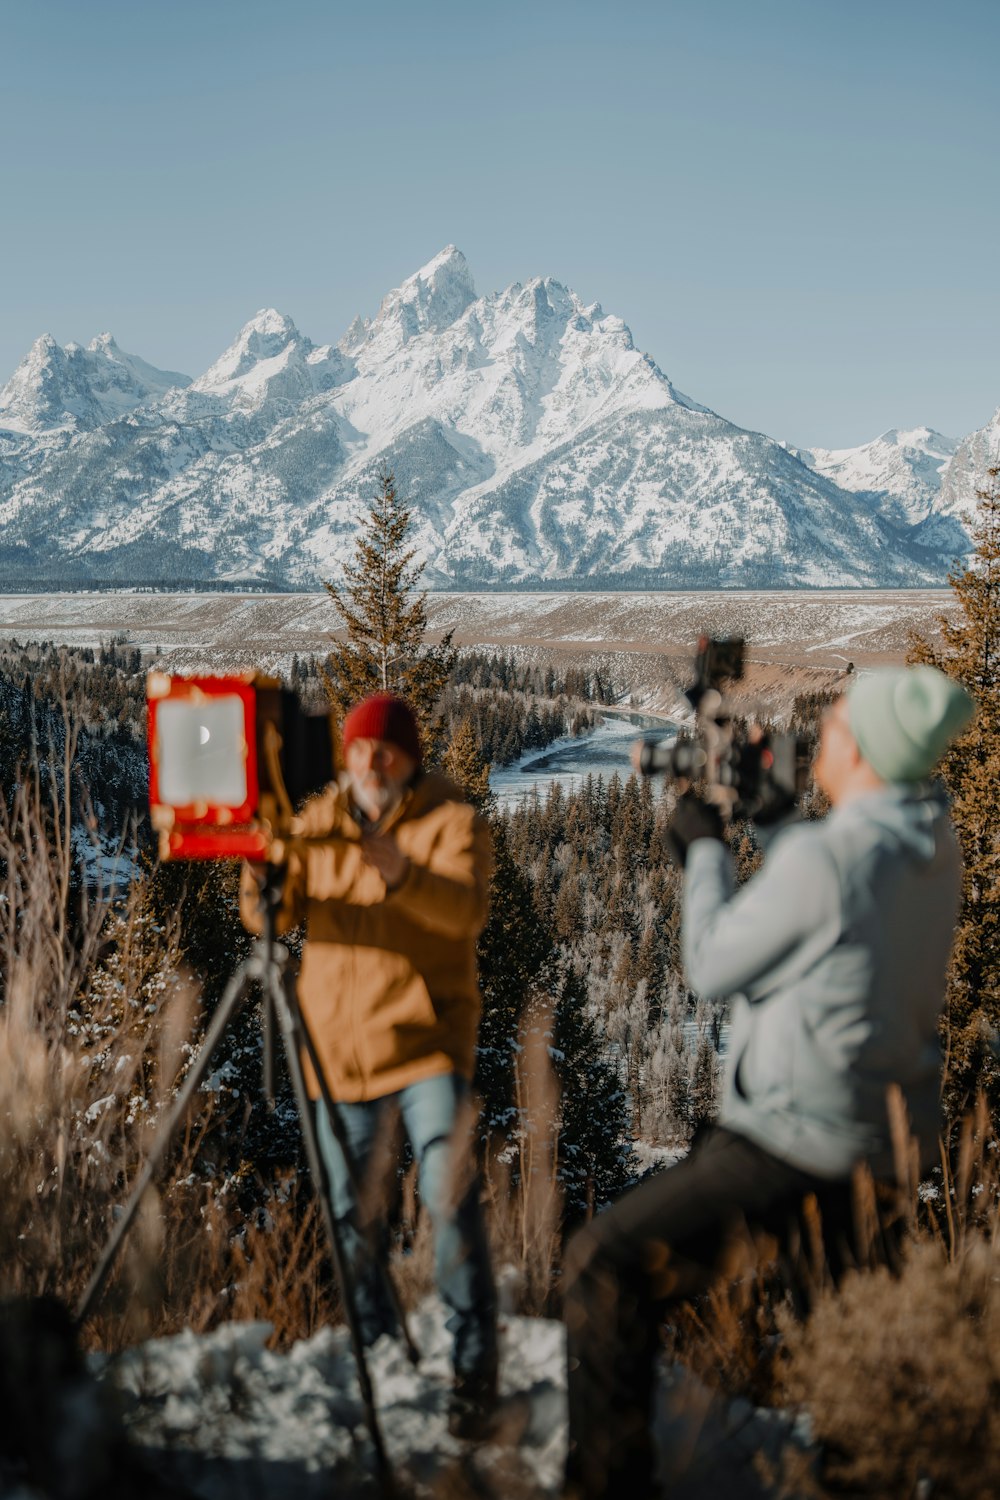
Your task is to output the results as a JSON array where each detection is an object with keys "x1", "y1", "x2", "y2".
[
  {"x1": 147, "y1": 672, "x2": 335, "y2": 860},
  {"x1": 637, "y1": 636, "x2": 810, "y2": 821}
]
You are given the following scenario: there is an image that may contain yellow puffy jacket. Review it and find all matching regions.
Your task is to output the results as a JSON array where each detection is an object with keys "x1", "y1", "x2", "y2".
[{"x1": 239, "y1": 771, "x2": 493, "y2": 1102}]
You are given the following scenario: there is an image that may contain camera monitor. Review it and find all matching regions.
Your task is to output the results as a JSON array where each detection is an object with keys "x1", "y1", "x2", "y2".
[{"x1": 147, "y1": 671, "x2": 334, "y2": 861}]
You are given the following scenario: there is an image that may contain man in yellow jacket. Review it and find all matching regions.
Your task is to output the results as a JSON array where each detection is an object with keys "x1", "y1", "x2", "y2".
[{"x1": 240, "y1": 693, "x2": 497, "y2": 1434}]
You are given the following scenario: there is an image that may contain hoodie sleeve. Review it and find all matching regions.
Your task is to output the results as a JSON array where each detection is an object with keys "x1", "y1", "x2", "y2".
[
  {"x1": 385, "y1": 804, "x2": 493, "y2": 940},
  {"x1": 238, "y1": 785, "x2": 377, "y2": 933},
  {"x1": 682, "y1": 829, "x2": 840, "y2": 1001}
]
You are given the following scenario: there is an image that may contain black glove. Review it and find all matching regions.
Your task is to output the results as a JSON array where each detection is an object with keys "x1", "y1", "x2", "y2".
[
  {"x1": 749, "y1": 784, "x2": 798, "y2": 828},
  {"x1": 665, "y1": 794, "x2": 725, "y2": 869}
]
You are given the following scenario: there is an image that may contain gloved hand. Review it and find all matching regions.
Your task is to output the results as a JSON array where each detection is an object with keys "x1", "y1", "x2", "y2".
[
  {"x1": 750, "y1": 783, "x2": 798, "y2": 828},
  {"x1": 665, "y1": 794, "x2": 725, "y2": 868}
]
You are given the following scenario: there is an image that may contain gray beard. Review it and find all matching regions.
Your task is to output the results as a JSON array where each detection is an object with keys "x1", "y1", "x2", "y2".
[{"x1": 348, "y1": 775, "x2": 401, "y2": 825}]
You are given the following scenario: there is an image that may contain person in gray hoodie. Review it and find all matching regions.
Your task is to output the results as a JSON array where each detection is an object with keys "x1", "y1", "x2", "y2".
[{"x1": 563, "y1": 665, "x2": 974, "y2": 1500}]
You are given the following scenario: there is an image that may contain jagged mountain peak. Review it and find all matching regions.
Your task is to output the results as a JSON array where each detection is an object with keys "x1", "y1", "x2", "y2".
[
  {"x1": 935, "y1": 405, "x2": 1000, "y2": 529},
  {"x1": 411, "y1": 244, "x2": 475, "y2": 295},
  {"x1": 873, "y1": 425, "x2": 953, "y2": 452},
  {"x1": 368, "y1": 246, "x2": 477, "y2": 346},
  {"x1": 189, "y1": 307, "x2": 354, "y2": 409},
  {"x1": 799, "y1": 424, "x2": 960, "y2": 526},
  {"x1": 193, "y1": 309, "x2": 307, "y2": 392},
  {"x1": 14, "y1": 332, "x2": 61, "y2": 376},
  {"x1": 82, "y1": 330, "x2": 191, "y2": 397},
  {"x1": 243, "y1": 307, "x2": 300, "y2": 339},
  {"x1": 219, "y1": 306, "x2": 301, "y2": 354},
  {"x1": 338, "y1": 314, "x2": 371, "y2": 356},
  {"x1": 0, "y1": 330, "x2": 189, "y2": 434}
]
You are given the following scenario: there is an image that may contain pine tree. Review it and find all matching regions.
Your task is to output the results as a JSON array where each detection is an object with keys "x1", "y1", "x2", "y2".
[
  {"x1": 322, "y1": 468, "x2": 457, "y2": 757},
  {"x1": 689, "y1": 1031, "x2": 718, "y2": 1131},
  {"x1": 543, "y1": 962, "x2": 635, "y2": 1221},
  {"x1": 442, "y1": 716, "x2": 493, "y2": 813},
  {"x1": 909, "y1": 465, "x2": 1000, "y2": 1128},
  {"x1": 442, "y1": 715, "x2": 632, "y2": 1207},
  {"x1": 552, "y1": 864, "x2": 584, "y2": 942}
]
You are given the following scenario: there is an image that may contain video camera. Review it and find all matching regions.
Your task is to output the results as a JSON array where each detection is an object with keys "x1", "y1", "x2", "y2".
[
  {"x1": 147, "y1": 672, "x2": 335, "y2": 860},
  {"x1": 636, "y1": 636, "x2": 810, "y2": 821}
]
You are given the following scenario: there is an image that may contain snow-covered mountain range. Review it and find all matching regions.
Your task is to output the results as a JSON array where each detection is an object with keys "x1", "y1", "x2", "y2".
[
  {"x1": 0, "y1": 248, "x2": 992, "y2": 589},
  {"x1": 794, "y1": 428, "x2": 959, "y2": 526}
]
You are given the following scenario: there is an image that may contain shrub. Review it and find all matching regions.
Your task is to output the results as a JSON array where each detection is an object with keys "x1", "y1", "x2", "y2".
[{"x1": 780, "y1": 1235, "x2": 1000, "y2": 1499}]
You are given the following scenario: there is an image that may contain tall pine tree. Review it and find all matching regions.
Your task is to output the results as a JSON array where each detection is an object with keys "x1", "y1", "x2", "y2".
[
  {"x1": 442, "y1": 716, "x2": 494, "y2": 813},
  {"x1": 443, "y1": 715, "x2": 633, "y2": 1205},
  {"x1": 909, "y1": 465, "x2": 1000, "y2": 1129},
  {"x1": 444, "y1": 718, "x2": 552, "y2": 1140},
  {"x1": 322, "y1": 468, "x2": 457, "y2": 757}
]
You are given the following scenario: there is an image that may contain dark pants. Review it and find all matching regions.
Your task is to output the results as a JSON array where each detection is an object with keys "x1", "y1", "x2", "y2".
[{"x1": 563, "y1": 1127, "x2": 870, "y2": 1500}]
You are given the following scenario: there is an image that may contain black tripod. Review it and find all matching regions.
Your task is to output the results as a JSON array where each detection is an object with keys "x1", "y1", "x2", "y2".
[{"x1": 76, "y1": 867, "x2": 416, "y2": 1498}]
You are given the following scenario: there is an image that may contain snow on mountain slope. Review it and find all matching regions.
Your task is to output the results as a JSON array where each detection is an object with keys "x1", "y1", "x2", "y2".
[
  {"x1": 0, "y1": 250, "x2": 971, "y2": 587},
  {"x1": 797, "y1": 426, "x2": 958, "y2": 525},
  {"x1": 434, "y1": 406, "x2": 934, "y2": 588},
  {"x1": 0, "y1": 332, "x2": 190, "y2": 435},
  {"x1": 190, "y1": 308, "x2": 354, "y2": 410},
  {"x1": 927, "y1": 405, "x2": 1000, "y2": 551}
]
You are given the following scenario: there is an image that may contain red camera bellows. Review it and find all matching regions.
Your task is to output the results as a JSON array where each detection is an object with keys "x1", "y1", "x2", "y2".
[{"x1": 148, "y1": 672, "x2": 269, "y2": 860}]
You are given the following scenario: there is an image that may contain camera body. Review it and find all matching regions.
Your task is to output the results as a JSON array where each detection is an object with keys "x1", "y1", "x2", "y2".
[
  {"x1": 637, "y1": 635, "x2": 810, "y2": 821},
  {"x1": 147, "y1": 672, "x2": 335, "y2": 861}
]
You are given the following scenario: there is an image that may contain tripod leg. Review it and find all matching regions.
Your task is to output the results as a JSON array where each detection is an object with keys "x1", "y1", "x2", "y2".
[
  {"x1": 74, "y1": 961, "x2": 257, "y2": 1329},
  {"x1": 262, "y1": 988, "x2": 276, "y2": 1109},
  {"x1": 292, "y1": 985, "x2": 421, "y2": 1367},
  {"x1": 269, "y1": 966, "x2": 398, "y2": 1500}
]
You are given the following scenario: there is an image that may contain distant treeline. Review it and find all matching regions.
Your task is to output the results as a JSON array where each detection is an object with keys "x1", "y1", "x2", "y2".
[
  {"x1": 0, "y1": 641, "x2": 622, "y2": 847},
  {"x1": 287, "y1": 647, "x2": 621, "y2": 767},
  {"x1": 0, "y1": 636, "x2": 148, "y2": 837}
]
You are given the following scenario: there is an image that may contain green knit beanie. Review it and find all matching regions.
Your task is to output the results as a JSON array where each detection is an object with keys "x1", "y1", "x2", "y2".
[{"x1": 846, "y1": 666, "x2": 975, "y2": 782}]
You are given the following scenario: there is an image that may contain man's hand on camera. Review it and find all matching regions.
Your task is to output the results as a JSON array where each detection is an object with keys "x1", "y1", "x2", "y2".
[
  {"x1": 361, "y1": 832, "x2": 411, "y2": 891},
  {"x1": 665, "y1": 793, "x2": 725, "y2": 869}
]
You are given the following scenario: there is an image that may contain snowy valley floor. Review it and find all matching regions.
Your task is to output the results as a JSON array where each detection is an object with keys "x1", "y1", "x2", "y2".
[
  {"x1": 0, "y1": 588, "x2": 954, "y2": 719},
  {"x1": 94, "y1": 1296, "x2": 815, "y2": 1499}
]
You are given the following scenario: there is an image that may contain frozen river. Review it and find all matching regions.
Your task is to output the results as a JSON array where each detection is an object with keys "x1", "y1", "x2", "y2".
[{"x1": 490, "y1": 713, "x2": 675, "y2": 807}]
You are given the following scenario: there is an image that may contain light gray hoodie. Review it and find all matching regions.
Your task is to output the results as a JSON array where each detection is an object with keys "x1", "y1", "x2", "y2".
[{"x1": 683, "y1": 784, "x2": 961, "y2": 1180}]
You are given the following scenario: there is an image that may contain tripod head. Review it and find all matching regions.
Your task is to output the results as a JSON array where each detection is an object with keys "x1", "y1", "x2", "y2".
[{"x1": 251, "y1": 861, "x2": 289, "y2": 919}]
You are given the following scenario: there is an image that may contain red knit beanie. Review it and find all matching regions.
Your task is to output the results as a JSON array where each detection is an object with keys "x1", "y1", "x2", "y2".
[{"x1": 341, "y1": 694, "x2": 422, "y2": 765}]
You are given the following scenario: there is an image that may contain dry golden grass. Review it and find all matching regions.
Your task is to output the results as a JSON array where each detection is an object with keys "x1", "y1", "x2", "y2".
[
  {"x1": 781, "y1": 1237, "x2": 1000, "y2": 1499},
  {"x1": 483, "y1": 1010, "x2": 564, "y2": 1317},
  {"x1": 0, "y1": 768, "x2": 341, "y2": 1353},
  {"x1": 776, "y1": 1105, "x2": 1000, "y2": 1500},
  {"x1": 385, "y1": 1017, "x2": 565, "y2": 1328}
]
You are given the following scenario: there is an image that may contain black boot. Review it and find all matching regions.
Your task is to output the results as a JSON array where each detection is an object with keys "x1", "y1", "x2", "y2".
[{"x1": 448, "y1": 1362, "x2": 499, "y2": 1440}]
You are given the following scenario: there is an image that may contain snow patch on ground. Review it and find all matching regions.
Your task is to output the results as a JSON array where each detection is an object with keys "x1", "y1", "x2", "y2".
[
  {"x1": 97, "y1": 1297, "x2": 566, "y2": 1497},
  {"x1": 93, "y1": 1296, "x2": 816, "y2": 1498}
]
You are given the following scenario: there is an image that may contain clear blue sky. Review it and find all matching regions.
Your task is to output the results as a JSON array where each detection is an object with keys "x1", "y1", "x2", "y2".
[{"x1": 2, "y1": 0, "x2": 997, "y2": 448}]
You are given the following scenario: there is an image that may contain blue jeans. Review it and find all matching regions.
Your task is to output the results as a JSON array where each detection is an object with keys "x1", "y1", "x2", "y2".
[{"x1": 315, "y1": 1071, "x2": 497, "y2": 1379}]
